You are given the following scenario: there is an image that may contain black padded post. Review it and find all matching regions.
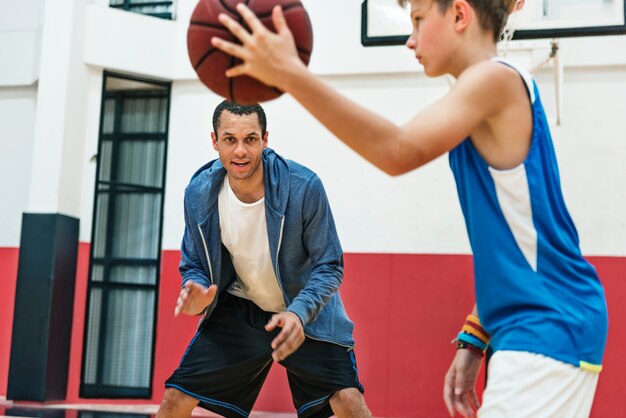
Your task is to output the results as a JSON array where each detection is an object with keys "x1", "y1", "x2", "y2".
[{"x1": 7, "y1": 213, "x2": 79, "y2": 401}]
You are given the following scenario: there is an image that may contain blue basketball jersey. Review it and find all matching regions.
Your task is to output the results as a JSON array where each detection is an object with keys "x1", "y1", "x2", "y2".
[{"x1": 449, "y1": 58, "x2": 608, "y2": 371}]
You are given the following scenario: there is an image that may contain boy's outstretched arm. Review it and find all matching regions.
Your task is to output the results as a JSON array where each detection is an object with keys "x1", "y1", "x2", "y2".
[{"x1": 212, "y1": 4, "x2": 506, "y2": 175}]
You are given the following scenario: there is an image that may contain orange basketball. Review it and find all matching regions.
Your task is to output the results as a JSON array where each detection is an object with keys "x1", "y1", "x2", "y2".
[{"x1": 187, "y1": 0, "x2": 313, "y2": 104}]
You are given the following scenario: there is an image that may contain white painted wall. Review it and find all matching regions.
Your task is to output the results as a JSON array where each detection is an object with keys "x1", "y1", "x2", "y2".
[
  {"x1": 1, "y1": 0, "x2": 625, "y2": 256},
  {"x1": 0, "y1": 0, "x2": 44, "y2": 86},
  {"x1": 0, "y1": 85, "x2": 37, "y2": 246}
]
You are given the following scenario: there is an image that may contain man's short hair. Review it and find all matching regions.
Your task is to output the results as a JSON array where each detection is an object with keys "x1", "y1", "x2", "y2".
[{"x1": 212, "y1": 100, "x2": 267, "y2": 136}]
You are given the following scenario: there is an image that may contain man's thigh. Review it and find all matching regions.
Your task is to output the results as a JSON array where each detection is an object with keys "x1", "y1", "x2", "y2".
[
  {"x1": 480, "y1": 350, "x2": 599, "y2": 418},
  {"x1": 281, "y1": 338, "x2": 365, "y2": 418},
  {"x1": 165, "y1": 294, "x2": 275, "y2": 418}
]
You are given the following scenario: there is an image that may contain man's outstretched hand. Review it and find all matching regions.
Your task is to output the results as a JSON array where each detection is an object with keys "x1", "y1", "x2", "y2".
[
  {"x1": 175, "y1": 281, "x2": 217, "y2": 316},
  {"x1": 265, "y1": 311, "x2": 305, "y2": 362}
]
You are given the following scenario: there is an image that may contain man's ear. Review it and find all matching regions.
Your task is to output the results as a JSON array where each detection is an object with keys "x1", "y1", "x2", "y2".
[
  {"x1": 211, "y1": 131, "x2": 219, "y2": 151},
  {"x1": 262, "y1": 131, "x2": 269, "y2": 149},
  {"x1": 452, "y1": 0, "x2": 471, "y2": 32}
]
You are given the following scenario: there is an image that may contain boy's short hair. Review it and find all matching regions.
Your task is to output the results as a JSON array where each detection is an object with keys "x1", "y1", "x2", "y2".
[
  {"x1": 397, "y1": 0, "x2": 516, "y2": 42},
  {"x1": 212, "y1": 100, "x2": 267, "y2": 136}
]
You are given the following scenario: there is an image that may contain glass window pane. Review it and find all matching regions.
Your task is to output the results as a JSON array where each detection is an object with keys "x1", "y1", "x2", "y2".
[
  {"x1": 84, "y1": 74, "x2": 169, "y2": 398},
  {"x1": 111, "y1": 193, "x2": 162, "y2": 259},
  {"x1": 116, "y1": 139, "x2": 165, "y2": 187},
  {"x1": 101, "y1": 288, "x2": 155, "y2": 388},
  {"x1": 83, "y1": 288, "x2": 103, "y2": 385},
  {"x1": 92, "y1": 193, "x2": 109, "y2": 258},
  {"x1": 102, "y1": 99, "x2": 116, "y2": 134},
  {"x1": 98, "y1": 140, "x2": 113, "y2": 182}
]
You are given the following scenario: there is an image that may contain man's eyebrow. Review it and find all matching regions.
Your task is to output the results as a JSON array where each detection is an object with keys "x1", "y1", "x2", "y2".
[{"x1": 219, "y1": 131, "x2": 260, "y2": 136}]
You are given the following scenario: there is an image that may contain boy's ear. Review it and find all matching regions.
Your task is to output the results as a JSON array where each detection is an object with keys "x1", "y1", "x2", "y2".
[
  {"x1": 452, "y1": 0, "x2": 471, "y2": 32},
  {"x1": 512, "y1": 0, "x2": 525, "y2": 13}
]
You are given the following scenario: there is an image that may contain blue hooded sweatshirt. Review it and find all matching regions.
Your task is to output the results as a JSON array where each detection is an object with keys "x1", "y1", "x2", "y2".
[{"x1": 180, "y1": 148, "x2": 355, "y2": 347}]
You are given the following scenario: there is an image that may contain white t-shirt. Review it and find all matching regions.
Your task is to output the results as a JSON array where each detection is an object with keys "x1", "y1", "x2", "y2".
[{"x1": 218, "y1": 176, "x2": 286, "y2": 313}]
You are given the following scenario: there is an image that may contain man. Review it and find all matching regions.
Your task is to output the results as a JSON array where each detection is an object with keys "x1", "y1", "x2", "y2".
[{"x1": 157, "y1": 100, "x2": 371, "y2": 418}]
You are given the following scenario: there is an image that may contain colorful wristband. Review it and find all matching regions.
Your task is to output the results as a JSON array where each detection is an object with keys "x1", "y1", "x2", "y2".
[
  {"x1": 456, "y1": 340, "x2": 485, "y2": 358},
  {"x1": 457, "y1": 331, "x2": 488, "y2": 351},
  {"x1": 462, "y1": 324, "x2": 490, "y2": 344}
]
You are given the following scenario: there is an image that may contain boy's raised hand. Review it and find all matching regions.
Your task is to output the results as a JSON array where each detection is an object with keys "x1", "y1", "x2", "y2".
[
  {"x1": 175, "y1": 281, "x2": 217, "y2": 316},
  {"x1": 211, "y1": 3, "x2": 307, "y2": 90}
]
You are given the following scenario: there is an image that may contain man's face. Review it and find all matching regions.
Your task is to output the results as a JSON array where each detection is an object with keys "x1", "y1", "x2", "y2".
[{"x1": 211, "y1": 110, "x2": 268, "y2": 183}]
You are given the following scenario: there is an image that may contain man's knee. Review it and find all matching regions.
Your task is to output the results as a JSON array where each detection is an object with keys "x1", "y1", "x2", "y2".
[
  {"x1": 331, "y1": 387, "x2": 363, "y2": 404},
  {"x1": 157, "y1": 388, "x2": 198, "y2": 418},
  {"x1": 330, "y1": 387, "x2": 370, "y2": 417}
]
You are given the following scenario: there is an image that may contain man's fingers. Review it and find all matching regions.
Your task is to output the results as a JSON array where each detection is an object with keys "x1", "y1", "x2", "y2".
[
  {"x1": 265, "y1": 315, "x2": 279, "y2": 331},
  {"x1": 272, "y1": 325, "x2": 302, "y2": 362},
  {"x1": 204, "y1": 284, "x2": 218, "y2": 301},
  {"x1": 236, "y1": 3, "x2": 269, "y2": 35},
  {"x1": 270, "y1": 321, "x2": 291, "y2": 350}
]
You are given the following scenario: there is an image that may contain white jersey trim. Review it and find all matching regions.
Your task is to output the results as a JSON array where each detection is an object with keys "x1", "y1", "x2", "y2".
[
  {"x1": 489, "y1": 163, "x2": 538, "y2": 272},
  {"x1": 492, "y1": 57, "x2": 535, "y2": 104}
]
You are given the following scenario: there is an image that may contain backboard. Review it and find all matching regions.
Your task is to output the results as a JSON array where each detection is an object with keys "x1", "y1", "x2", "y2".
[{"x1": 361, "y1": 0, "x2": 626, "y2": 46}]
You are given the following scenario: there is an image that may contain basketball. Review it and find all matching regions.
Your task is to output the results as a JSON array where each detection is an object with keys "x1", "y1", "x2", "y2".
[{"x1": 187, "y1": 0, "x2": 313, "y2": 104}]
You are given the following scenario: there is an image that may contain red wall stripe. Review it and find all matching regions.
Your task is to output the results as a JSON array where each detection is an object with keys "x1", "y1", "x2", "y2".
[
  {"x1": 0, "y1": 247, "x2": 19, "y2": 397},
  {"x1": 0, "y1": 248, "x2": 624, "y2": 417}
]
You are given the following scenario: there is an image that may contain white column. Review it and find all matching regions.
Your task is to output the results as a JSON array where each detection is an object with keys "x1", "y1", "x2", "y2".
[{"x1": 27, "y1": 0, "x2": 91, "y2": 217}]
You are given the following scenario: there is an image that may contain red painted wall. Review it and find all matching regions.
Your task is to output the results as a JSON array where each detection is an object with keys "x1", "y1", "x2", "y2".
[
  {"x1": 0, "y1": 247, "x2": 19, "y2": 397},
  {"x1": 1, "y1": 247, "x2": 625, "y2": 417}
]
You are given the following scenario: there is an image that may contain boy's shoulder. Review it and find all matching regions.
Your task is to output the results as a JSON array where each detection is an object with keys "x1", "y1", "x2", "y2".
[
  {"x1": 452, "y1": 58, "x2": 533, "y2": 118},
  {"x1": 458, "y1": 59, "x2": 526, "y2": 91}
]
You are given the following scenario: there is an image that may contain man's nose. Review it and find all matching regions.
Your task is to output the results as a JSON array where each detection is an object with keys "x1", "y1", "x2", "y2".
[{"x1": 234, "y1": 141, "x2": 246, "y2": 156}]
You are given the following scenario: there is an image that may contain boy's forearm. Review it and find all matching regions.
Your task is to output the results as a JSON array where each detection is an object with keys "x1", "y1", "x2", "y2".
[{"x1": 281, "y1": 66, "x2": 415, "y2": 175}]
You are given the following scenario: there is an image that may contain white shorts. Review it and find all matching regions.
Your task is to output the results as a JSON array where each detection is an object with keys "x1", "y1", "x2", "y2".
[{"x1": 479, "y1": 351, "x2": 599, "y2": 418}]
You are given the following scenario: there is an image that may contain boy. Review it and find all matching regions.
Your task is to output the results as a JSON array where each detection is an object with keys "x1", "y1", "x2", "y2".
[{"x1": 211, "y1": 1, "x2": 608, "y2": 417}]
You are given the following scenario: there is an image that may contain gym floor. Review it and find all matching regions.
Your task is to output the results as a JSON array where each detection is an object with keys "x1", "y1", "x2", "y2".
[{"x1": 0, "y1": 397, "x2": 298, "y2": 418}]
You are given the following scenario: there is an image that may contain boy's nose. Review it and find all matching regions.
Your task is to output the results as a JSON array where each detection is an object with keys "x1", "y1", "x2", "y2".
[{"x1": 406, "y1": 35, "x2": 416, "y2": 50}]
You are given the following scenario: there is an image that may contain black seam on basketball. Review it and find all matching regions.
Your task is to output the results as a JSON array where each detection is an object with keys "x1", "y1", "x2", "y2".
[
  {"x1": 219, "y1": 0, "x2": 238, "y2": 15},
  {"x1": 254, "y1": 3, "x2": 303, "y2": 19},
  {"x1": 297, "y1": 46, "x2": 311, "y2": 57},
  {"x1": 229, "y1": 55, "x2": 236, "y2": 102},
  {"x1": 194, "y1": 48, "x2": 219, "y2": 71},
  {"x1": 272, "y1": 87, "x2": 283, "y2": 95},
  {"x1": 189, "y1": 21, "x2": 231, "y2": 33}
]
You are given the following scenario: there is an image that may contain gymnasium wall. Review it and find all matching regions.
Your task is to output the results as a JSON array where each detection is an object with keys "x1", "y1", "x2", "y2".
[{"x1": 0, "y1": 0, "x2": 625, "y2": 417}]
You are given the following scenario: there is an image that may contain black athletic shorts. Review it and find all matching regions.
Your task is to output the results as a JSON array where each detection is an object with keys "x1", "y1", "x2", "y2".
[{"x1": 165, "y1": 293, "x2": 364, "y2": 418}]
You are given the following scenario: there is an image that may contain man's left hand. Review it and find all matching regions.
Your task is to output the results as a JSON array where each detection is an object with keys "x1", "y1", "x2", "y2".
[{"x1": 265, "y1": 311, "x2": 305, "y2": 362}]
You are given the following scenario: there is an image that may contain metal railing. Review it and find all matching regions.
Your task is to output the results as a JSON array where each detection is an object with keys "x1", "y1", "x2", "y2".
[{"x1": 109, "y1": 0, "x2": 175, "y2": 20}]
